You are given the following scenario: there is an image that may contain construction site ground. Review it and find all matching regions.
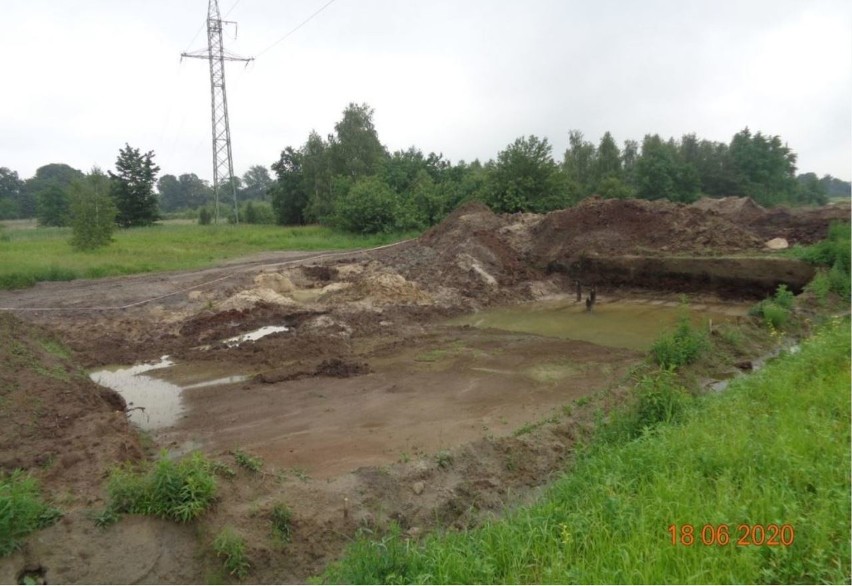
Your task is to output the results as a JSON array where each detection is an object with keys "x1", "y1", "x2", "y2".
[{"x1": 0, "y1": 196, "x2": 847, "y2": 584}]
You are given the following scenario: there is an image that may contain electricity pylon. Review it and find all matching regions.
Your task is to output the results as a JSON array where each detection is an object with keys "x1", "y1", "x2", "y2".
[{"x1": 182, "y1": 0, "x2": 253, "y2": 224}]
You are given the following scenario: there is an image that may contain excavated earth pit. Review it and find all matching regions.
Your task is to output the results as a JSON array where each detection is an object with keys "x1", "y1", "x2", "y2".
[{"x1": 0, "y1": 197, "x2": 847, "y2": 584}]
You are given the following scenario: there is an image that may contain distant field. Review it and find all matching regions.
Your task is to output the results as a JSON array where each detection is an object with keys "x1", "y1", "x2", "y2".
[{"x1": 0, "y1": 222, "x2": 418, "y2": 290}]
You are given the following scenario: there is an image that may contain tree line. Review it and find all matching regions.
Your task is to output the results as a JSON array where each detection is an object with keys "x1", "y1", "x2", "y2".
[
  {"x1": 267, "y1": 103, "x2": 850, "y2": 233},
  {"x1": 1, "y1": 102, "x2": 849, "y2": 240}
]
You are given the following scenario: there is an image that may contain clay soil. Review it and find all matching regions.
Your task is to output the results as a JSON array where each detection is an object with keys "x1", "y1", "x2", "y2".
[{"x1": 0, "y1": 197, "x2": 847, "y2": 584}]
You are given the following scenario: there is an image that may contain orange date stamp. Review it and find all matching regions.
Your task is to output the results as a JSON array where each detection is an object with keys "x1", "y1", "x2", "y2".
[{"x1": 668, "y1": 523, "x2": 795, "y2": 547}]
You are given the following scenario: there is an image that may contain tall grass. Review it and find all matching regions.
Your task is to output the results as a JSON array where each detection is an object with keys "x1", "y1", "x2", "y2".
[
  {"x1": 0, "y1": 471, "x2": 61, "y2": 555},
  {"x1": 107, "y1": 452, "x2": 217, "y2": 522},
  {"x1": 323, "y1": 318, "x2": 851, "y2": 584},
  {"x1": 0, "y1": 223, "x2": 418, "y2": 290}
]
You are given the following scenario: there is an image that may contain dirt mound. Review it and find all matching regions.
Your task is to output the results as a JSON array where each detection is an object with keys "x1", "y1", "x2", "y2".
[
  {"x1": 0, "y1": 313, "x2": 142, "y2": 499},
  {"x1": 691, "y1": 196, "x2": 767, "y2": 222},
  {"x1": 691, "y1": 197, "x2": 849, "y2": 245},
  {"x1": 530, "y1": 197, "x2": 762, "y2": 264},
  {"x1": 384, "y1": 202, "x2": 539, "y2": 301},
  {"x1": 321, "y1": 271, "x2": 432, "y2": 305}
]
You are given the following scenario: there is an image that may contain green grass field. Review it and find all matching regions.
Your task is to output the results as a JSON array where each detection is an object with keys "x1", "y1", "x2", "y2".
[
  {"x1": 324, "y1": 317, "x2": 851, "y2": 584},
  {"x1": 0, "y1": 222, "x2": 418, "y2": 290}
]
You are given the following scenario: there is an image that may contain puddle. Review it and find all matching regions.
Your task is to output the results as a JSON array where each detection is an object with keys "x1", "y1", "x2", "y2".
[
  {"x1": 90, "y1": 357, "x2": 251, "y2": 431},
  {"x1": 90, "y1": 357, "x2": 182, "y2": 430},
  {"x1": 222, "y1": 325, "x2": 289, "y2": 347},
  {"x1": 448, "y1": 298, "x2": 749, "y2": 351}
]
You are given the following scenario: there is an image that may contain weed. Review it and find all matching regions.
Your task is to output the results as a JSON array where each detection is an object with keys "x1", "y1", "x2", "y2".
[
  {"x1": 805, "y1": 269, "x2": 831, "y2": 304},
  {"x1": 0, "y1": 471, "x2": 61, "y2": 556},
  {"x1": 435, "y1": 451, "x2": 454, "y2": 470},
  {"x1": 92, "y1": 507, "x2": 120, "y2": 528},
  {"x1": 575, "y1": 396, "x2": 590, "y2": 407},
  {"x1": 210, "y1": 461, "x2": 237, "y2": 479},
  {"x1": 270, "y1": 503, "x2": 293, "y2": 542},
  {"x1": 650, "y1": 313, "x2": 708, "y2": 369},
  {"x1": 399, "y1": 452, "x2": 410, "y2": 464},
  {"x1": 289, "y1": 467, "x2": 310, "y2": 482},
  {"x1": 107, "y1": 451, "x2": 217, "y2": 522},
  {"x1": 232, "y1": 449, "x2": 263, "y2": 473},
  {"x1": 213, "y1": 527, "x2": 251, "y2": 579}
]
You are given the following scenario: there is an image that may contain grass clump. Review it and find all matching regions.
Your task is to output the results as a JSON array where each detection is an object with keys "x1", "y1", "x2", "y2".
[
  {"x1": 213, "y1": 527, "x2": 251, "y2": 579},
  {"x1": 650, "y1": 311, "x2": 708, "y2": 369},
  {"x1": 322, "y1": 318, "x2": 851, "y2": 585},
  {"x1": 750, "y1": 284, "x2": 796, "y2": 329},
  {"x1": 107, "y1": 452, "x2": 216, "y2": 522},
  {"x1": 270, "y1": 503, "x2": 293, "y2": 542},
  {"x1": 0, "y1": 471, "x2": 62, "y2": 556},
  {"x1": 232, "y1": 449, "x2": 263, "y2": 473}
]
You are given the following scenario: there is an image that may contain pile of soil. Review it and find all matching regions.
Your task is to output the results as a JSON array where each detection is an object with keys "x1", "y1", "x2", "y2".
[
  {"x1": 691, "y1": 196, "x2": 850, "y2": 245},
  {"x1": 383, "y1": 202, "x2": 540, "y2": 303},
  {"x1": 529, "y1": 197, "x2": 762, "y2": 265}
]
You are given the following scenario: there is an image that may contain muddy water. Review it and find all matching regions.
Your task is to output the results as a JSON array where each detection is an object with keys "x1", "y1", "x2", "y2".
[
  {"x1": 90, "y1": 357, "x2": 181, "y2": 429},
  {"x1": 90, "y1": 357, "x2": 250, "y2": 431},
  {"x1": 449, "y1": 297, "x2": 750, "y2": 351}
]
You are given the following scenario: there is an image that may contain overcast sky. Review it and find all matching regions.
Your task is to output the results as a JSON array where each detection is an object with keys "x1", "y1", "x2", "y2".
[{"x1": 2, "y1": 0, "x2": 850, "y2": 183}]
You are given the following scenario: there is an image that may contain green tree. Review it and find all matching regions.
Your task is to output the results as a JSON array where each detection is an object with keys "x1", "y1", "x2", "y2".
[
  {"x1": 333, "y1": 175, "x2": 400, "y2": 234},
  {"x1": 562, "y1": 130, "x2": 597, "y2": 196},
  {"x1": 0, "y1": 167, "x2": 23, "y2": 219},
  {"x1": 486, "y1": 135, "x2": 570, "y2": 213},
  {"x1": 301, "y1": 131, "x2": 335, "y2": 223},
  {"x1": 270, "y1": 147, "x2": 309, "y2": 225},
  {"x1": 795, "y1": 173, "x2": 829, "y2": 205},
  {"x1": 728, "y1": 128, "x2": 798, "y2": 206},
  {"x1": 110, "y1": 144, "x2": 160, "y2": 227},
  {"x1": 239, "y1": 165, "x2": 273, "y2": 202},
  {"x1": 635, "y1": 135, "x2": 699, "y2": 202},
  {"x1": 594, "y1": 131, "x2": 622, "y2": 189},
  {"x1": 36, "y1": 184, "x2": 71, "y2": 226},
  {"x1": 69, "y1": 167, "x2": 117, "y2": 250},
  {"x1": 328, "y1": 102, "x2": 388, "y2": 180},
  {"x1": 25, "y1": 163, "x2": 84, "y2": 220}
]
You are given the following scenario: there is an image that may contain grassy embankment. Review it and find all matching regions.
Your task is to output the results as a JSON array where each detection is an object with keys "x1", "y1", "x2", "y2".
[
  {"x1": 0, "y1": 222, "x2": 418, "y2": 290},
  {"x1": 324, "y1": 316, "x2": 851, "y2": 584}
]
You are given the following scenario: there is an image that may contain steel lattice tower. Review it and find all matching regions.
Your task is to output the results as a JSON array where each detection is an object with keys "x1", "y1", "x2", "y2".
[{"x1": 182, "y1": 0, "x2": 253, "y2": 224}]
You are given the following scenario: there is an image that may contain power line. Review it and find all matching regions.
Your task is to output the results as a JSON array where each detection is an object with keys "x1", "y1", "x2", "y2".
[{"x1": 255, "y1": 0, "x2": 340, "y2": 57}]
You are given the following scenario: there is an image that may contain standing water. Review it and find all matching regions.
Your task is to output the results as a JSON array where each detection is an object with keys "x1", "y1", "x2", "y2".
[
  {"x1": 448, "y1": 298, "x2": 749, "y2": 351},
  {"x1": 90, "y1": 356, "x2": 182, "y2": 430}
]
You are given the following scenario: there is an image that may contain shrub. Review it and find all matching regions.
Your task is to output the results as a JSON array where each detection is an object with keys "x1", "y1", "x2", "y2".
[
  {"x1": 198, "y1": 207, "x2": 213, "y2": 225},
  {"x1": 650, "y1": 314, "x2": 708, "y2": 369},
  {"x1": 805, "y1": 270, "x2": 831, "y2": 305},
  {"x1": 107, "y1": 452, "x2": 217, "y2": 522},
  {"x1": 761, "y1": 302, "x2": 790, "y2": 329},
  {"x1": 333, "y1": 176, "x2": 401, "y2": 234},
  {"x1": 0, "y1": 471, "x2": 61, "y2": 556},
  {"x1": 749, "y1": 285, "x2": 794, "y2": 329},
  {"x1": 792, "y1": 221, "x2": 850, "y2": 298},
  {"x1": 213, "y1": 527, "x2": 251, "y2": 579}
]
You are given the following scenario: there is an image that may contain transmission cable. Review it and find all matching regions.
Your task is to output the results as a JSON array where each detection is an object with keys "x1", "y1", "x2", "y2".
[{"x1": 255, "y1": 0, "x2": 340, "y2": 57}]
